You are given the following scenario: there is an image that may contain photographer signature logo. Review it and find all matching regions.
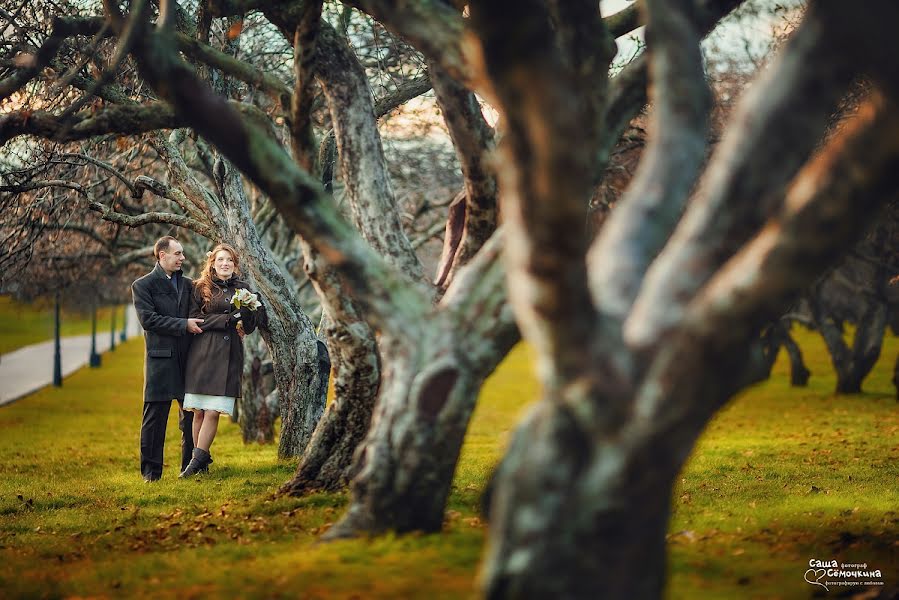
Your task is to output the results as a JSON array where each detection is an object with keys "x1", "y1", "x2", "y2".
[
  {"x1": 804, "y1": 558, "x2": 884, "y2": 592},
  {"x1": 805, "y1": 567, "x2": 829, "y2": 591}
]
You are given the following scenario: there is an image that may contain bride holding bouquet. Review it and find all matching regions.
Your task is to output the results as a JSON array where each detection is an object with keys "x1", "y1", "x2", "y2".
[{"x1": 180, "y1": 243, "x2": 265, "y2": 478}]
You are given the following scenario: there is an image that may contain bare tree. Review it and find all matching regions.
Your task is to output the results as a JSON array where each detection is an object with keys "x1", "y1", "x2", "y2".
[
  {"x1": 0, "y1": 2, "x2": 330, "y2": 456},
  {"x1": 805, "y1": 202, "x2": 898, "y2": 393}
]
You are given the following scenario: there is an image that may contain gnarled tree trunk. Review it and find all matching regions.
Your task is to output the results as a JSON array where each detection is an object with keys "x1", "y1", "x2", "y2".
[
  {"x1": 484, "y1": 403, "x2": 679, "y2": 599},
  {"x1": 218, "y1": 162, "x2": 326, "y2": 456},
  {"x1": 813, "y1": 299, "x2": 888, "y2": 394},
  {"x1": 280, "y1": 289, "x2": 380, "y2": 493},
  {"x1": 779, "y1": 323, "x2": 812, "y2": 386},
  {"x1": 329, "y1": 323, "x2": 517, "y2": 536},
  {"x1": 239, "y1": 333, "x2": 276, "y2": 444},
  {"x1": 756, "y1": 320, "x2": 811, "y2": 386},
  {"x1": 327, "y1": 235, "x2": 517, "y2": 536}
]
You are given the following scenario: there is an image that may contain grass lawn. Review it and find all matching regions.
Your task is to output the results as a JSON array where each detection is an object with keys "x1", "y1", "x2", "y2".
[
  {"x1": 0, "y1": 328, "x2": 896, "y2": 599},
  {"x1": 0, "y1": 295, "x2": 127, "y2": 355}
]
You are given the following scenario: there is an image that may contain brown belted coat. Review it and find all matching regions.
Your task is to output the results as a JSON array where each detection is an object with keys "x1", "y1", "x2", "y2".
[{"x1": 183, "y1": 277, "x2": 265, "y2": 398}]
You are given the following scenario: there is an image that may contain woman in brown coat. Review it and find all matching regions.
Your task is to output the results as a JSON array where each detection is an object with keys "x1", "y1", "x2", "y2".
[{"x1": 179, "y1": 243, "x2": 265, "y2": 478}]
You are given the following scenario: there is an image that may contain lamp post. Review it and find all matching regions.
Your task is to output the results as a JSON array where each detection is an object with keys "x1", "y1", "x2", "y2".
[
  {"x1": 89, "y1": 301, "x2": 101, "y2": 367},
  {"x1": 52, "y1": 291, "x2": 62, "y2": 387},
  {"x1": 109, "y1": 304, "x2": 116, "y2": 352}
]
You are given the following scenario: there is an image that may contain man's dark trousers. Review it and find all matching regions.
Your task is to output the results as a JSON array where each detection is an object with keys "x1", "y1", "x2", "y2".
[{"x1": 140, "y1": 400, "x2": 193, "y2": 480}]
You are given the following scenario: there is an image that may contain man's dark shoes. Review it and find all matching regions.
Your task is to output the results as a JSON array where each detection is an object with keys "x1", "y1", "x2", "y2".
[{"x1": 179, "y1": 448, "x2": 212, "y2": 478}]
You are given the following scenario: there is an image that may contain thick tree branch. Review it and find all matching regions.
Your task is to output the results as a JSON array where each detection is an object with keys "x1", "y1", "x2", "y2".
[
  {"x1": 594, "y1": 0, "x2": 746, "y2": 184},
  {"x1": 552, "y1": 0, "x2": 616, "y2": 134},
  {"x1": 147, "y1": 132, "x2": 218, "y2": 223},
  {"x1": 469, "y1": 0, "x2": 607, "y2": 386},
  {"x1": 691, "y1": 93, "x2": 899, "y2": 350},
  {"x1": 627, "y1": 2, "x2": 862, "y2": 352},
  {"x1": 90, "y1": 203, "x2": 215, "y2": 237},
  {"x1": 174, "y1": 31, "x2": 292, "y2": 105},
  {"x1": 111, "y1": 244, "x2": 155, "y2": 267},
  {"x1": 440, "y1": 228, "x2": 520, "y2": 370},
  {"x1": 588, "y1": 0, "x2": 711, "y2": 333},
  {"x1": 344, "y1": 0, "x2": 649, "y2": 94},
  {"x1": 594, "y1": 54, "x2": 648, "y2": 184},
  {"x1": 312, "y1": 22, "x2": 425, "y2": 281},
  {"x1": 0, "y1": 103, "x2": 181, "y2": 146},
  {"x1": 341, "y1": 0, "x2": 471, "y2": 86},
  {"x1": 133, "y1": 170, "x2": 213, "y2": 225},
  {"x1": 0, "y1": 179, "x2": 87, "y2": 195},
  {"x1": 255, "y1": 6, "x2": 428, "y2": 283},
  {"x1": 290, "y1": 0, "x2": 323, "y2": 173},
  {"x1": 317, "y1": 71, "x2": 433, "y2": 190},
  {"x1": 0, "y1": 178, "x2": 216, "y2": 237},
  {"x1": 429, "y1": 63, "x2": 497, "y2": 289},
  {"x1": 604, "y1": 0, "x2": 644, "y2": 37},
  {"x1": 636, "y1": 91, "x2": 899, "y2": 430},
  {"x1": 372, "y1": 72, "x2": 432, "y2": 117}
]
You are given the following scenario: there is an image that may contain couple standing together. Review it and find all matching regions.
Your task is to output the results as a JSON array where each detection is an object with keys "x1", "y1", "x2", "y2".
[{"x1": 131, "y1": 236, "x2": 265, "y2": 482}]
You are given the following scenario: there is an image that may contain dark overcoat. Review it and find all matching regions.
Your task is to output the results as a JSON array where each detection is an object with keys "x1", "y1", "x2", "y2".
[
  {"x1": 132, "y1": 264, "x2": 192, "y2": 403},
  {"x1": 184, "y1": 277, "x2": 264, "y2": 398}
]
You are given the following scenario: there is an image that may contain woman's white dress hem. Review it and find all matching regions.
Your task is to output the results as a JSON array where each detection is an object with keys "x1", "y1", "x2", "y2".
[{"x1": 183, "y1": 392, "x2": 236, "y2": 416}]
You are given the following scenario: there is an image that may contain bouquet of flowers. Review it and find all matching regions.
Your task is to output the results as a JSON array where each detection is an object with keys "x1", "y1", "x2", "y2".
[{"x1": 230, "y1": 288, "x2": 262, "y2": 333}]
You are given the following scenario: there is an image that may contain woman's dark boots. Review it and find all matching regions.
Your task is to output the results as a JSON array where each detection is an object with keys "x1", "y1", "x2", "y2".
[{"x1": 179, "y1": 448, "x2": 212, "y2": 478}]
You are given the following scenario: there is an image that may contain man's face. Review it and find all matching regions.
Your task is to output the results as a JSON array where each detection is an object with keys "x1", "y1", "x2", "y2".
[{"x1": 159, "y1": 241, "x2": 185, "y2": 274}]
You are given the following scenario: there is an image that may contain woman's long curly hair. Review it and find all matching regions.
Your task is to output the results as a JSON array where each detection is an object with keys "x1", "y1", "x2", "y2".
[{"x1": 194, "y1": 243, "x2": 241, "y2": 311}]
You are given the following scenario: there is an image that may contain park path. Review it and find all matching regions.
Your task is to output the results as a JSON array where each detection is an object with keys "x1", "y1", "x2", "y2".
[{"x1": 0, "y1": 305, "x2": 142, "y2": 407}]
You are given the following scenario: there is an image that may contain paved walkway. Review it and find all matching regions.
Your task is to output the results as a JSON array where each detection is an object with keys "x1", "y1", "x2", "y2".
[{"x1": 0, "y1": 305, "x2": 142, "y2": 406}]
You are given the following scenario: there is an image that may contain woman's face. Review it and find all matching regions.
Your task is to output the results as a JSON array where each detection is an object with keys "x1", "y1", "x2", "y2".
[{"x1": 212, "y1": 250, "x2": 235, "y2": 279}]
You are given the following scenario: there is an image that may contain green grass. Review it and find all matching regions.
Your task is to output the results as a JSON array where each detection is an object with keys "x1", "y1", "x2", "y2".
[
  {"x1": 0, "y1": 295, "x2": 126, "y2": 354},
  {"x1": 667, "y1": 326, "x2": 898, "y2": 598},
  {"x1": 0, "y1": 329, "x2": 896, "y2": 599}
]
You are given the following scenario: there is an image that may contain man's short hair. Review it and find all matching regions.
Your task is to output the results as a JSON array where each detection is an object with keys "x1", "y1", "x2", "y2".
[{"x1": 154, "y1": 236, "x2": 179, "y2": 259}]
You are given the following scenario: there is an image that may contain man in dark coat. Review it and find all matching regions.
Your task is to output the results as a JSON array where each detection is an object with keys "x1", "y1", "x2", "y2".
[{"x1": 131, "y1": 236, "x2": 204, "y2": 481}]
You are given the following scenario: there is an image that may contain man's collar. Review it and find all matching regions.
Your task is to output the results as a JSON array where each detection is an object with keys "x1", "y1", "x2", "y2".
[{"x1": 153, "y1": 263, "x2": 182, "y2": 279}]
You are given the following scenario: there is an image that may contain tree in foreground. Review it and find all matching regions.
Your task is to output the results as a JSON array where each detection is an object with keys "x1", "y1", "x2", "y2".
[{"x1": 469, "y1": 0, "x2": 899, "y2": 596}]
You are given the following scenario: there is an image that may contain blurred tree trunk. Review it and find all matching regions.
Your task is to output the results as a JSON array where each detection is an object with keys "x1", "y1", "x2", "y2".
[
  {"x1": 325, "y1": 247, "x2": 518, "y2": 536},
  {"x1": 217, "y1": 161, "x2": 325, "y2": 455},
  {"x1": 757, "y1": 320, "x2": 811, "y2": 386},
  {"x1": 812, "y1": 299, "x2": 888, "y2": 394},
  {"x1": 239, "y1": 333, "x2": 276, "y2": 444},
  {"x1": 471, "y1": 1, "x2": 899, "y2": 597},
  {"x1": 780, "y1": 324, "x2": 812, "y2": 386},
  {"x1": 281, "y1": 312, "x2": 377, "y2": 492}
]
